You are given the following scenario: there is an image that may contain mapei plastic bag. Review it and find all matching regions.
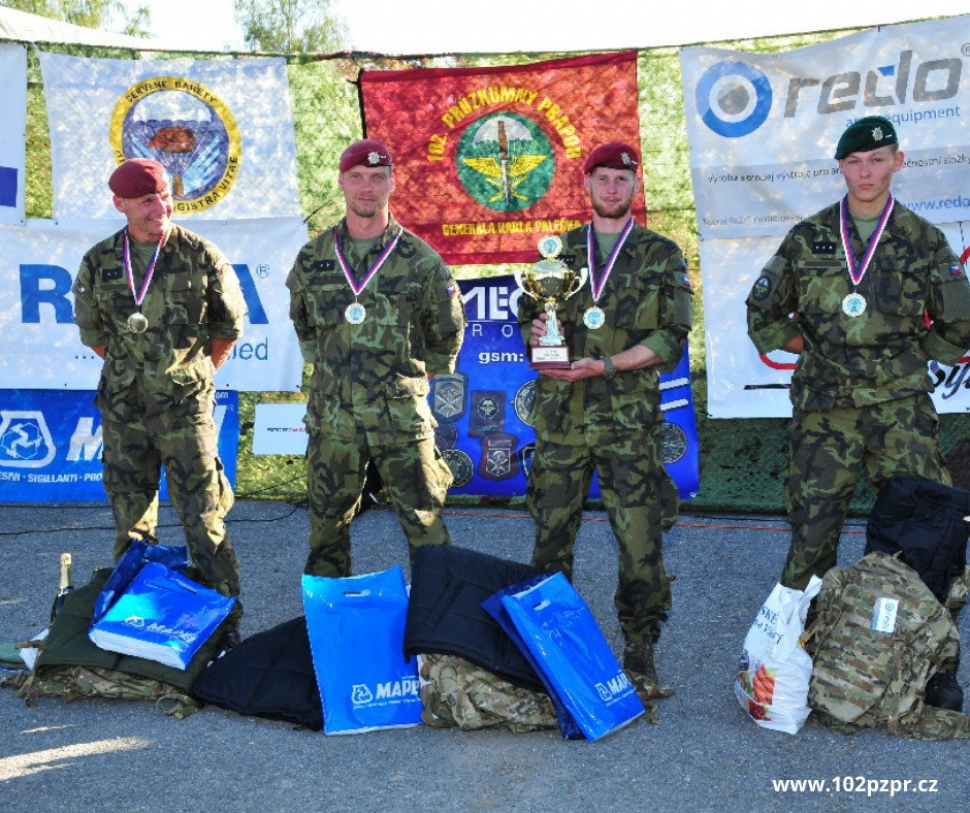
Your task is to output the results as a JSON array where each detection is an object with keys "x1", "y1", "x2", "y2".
[
  {"x1": 302, "y1": 566, "x2": 422, "y2": 735},
  {"x1": 92, "y1": 540, "x2": 188, "y2": 624},
  {"x1": 483, "y1": 572, "x2": 644, "y2": 741},
  {"x1": 735, "y1": 576, "x2": 822, "y2": 734},
  {"x1": 88, "y1": 562, "x2": 235, "y2": 670}
]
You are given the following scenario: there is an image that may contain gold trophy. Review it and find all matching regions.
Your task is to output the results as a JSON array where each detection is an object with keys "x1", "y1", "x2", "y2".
[{"x1": 515, "y1": 235, "x2": 588, "y2": 369}]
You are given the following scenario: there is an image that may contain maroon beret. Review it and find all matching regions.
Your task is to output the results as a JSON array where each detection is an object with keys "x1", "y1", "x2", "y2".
[
  {"x1": 109, "y1": 159, "x2": 169, "y2": 198},
  {"x1": 584, "y1": 142, "x2": 640, "y2": 174},
  {"x1": 339, "y1": 139, "x2": 393, "y2": 172}
]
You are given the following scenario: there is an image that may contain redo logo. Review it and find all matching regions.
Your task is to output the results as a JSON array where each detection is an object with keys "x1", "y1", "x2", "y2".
[
  {"x1": 0, "y1": 411, "x2": 56, "y2": 468},
  {"x1": 110, "y1": 77, "x2": 242, "y2": 214},
  {"x1": 456, "y1": 112, "x2": 554, "y2": 212},
  {"x1": 695, "y1": 60, "x2": 773, "y2": 138}
]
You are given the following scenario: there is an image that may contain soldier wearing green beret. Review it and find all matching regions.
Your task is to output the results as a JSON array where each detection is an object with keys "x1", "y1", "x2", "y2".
[
  {"x1": 72, "y1": 159, "x2": 245, "y2": 630},
  {"x1": 746, "y1": 116, "x2": 970, "y2": 710},
  {"x1": 287, "y1": 140, "x2": 466, "y2": 578},
  {"x1": 518, "y1": 142, "x2": 692, "y2": 701}
]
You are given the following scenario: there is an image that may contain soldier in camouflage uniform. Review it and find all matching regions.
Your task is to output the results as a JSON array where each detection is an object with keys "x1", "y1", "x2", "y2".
[
  {"x1": 518, "y1": 142, "x2": 692, "y2": 698},
  {"x1": 287, "y1": 140, "x2": 465, "y2": 577},
  {"x1": 746, "y1": 117, "x2": 970, "y2": 711},
  {"x1": 72, "y1": 159, "x2": 245, "y2": 621}
]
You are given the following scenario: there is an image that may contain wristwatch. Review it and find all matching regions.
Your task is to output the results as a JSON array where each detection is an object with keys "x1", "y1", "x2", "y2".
[{"x1": 599, "y1": 353, "x2": 617, "y2": 380}]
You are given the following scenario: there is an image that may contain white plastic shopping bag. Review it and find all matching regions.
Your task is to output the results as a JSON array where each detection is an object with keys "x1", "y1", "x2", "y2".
[{"x1": 735, "y1": 576, "x2": 822, "y2": 734}]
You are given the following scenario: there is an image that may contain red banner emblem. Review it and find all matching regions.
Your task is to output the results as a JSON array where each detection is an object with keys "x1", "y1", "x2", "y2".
[{"x1": 360, "y1": 51, "x2": 642, "y2": 264}]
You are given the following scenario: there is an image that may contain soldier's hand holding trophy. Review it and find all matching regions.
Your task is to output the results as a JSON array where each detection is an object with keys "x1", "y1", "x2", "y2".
[{"x1": 514, "y1": 235, "x2": 588, "y2": 369}]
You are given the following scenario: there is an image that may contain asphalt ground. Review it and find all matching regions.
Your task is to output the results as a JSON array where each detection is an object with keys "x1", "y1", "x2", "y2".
[{"x1": 1, "y1": 498, "x2": 968, "y2": 812}]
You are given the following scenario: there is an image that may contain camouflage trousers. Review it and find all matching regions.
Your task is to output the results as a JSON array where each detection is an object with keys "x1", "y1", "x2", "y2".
[
  {"x1": 304, "y1": 430, "x2": 453, "y2": 577},
  {"x1": 527, "y1": 427, "x2": 676, "y2": 643},
  {"x1": 782, "y1": 394, "x2": 950, "y2": 591},
  {"x1": 100, "y1": 411, "x2": 241, "y2": 602}
]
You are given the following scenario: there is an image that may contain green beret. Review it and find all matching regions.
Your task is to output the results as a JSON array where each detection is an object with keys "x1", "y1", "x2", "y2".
[{"x1": 834, "y1": 116, "x2": 898, "y2": 160}]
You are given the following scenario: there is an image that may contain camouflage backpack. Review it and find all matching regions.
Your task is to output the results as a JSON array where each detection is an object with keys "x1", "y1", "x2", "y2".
[{"x1": 803, "y1": 552, "x2": 970, "y2": 739}]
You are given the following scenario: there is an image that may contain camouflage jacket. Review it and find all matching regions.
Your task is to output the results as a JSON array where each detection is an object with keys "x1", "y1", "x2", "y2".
[
  {"x1": 517, "y1": 222, "x2": 692, "y2": 444},
  {"x1": 747, "y1": 201, "x2": 970, "y2": 412},
  {"x1": 72, "y1": 224, "x2": 245, "y2": 424},
  {"x1": 286, "y1": 216, "x2": 466, "y2": 443}
]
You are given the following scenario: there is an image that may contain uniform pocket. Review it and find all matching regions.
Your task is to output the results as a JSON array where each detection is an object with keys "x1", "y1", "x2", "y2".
[
  {"x1": 872, "y1": 260, "x2": 926, "y2": 317},
  {"x1": 614, "y1": 273, "x2": 661, "y2": 331},
  {"x1": 303, "y1": 282, "x2": 348, "y2": 329},
  {"x1": 161, "y1": 275, "x2": 205, "y2": 325},
  {"x1": 795, "y1": 259, "x2": 844, "y2": 314},
  {"x1": 94, "y1": 283, "x2": 137, "y2": 332}
]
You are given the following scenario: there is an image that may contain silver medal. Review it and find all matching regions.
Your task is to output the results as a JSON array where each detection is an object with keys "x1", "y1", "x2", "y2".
[
  {"x1": 127, "y1": 312, "x2": 149, "y2": 333},
  {"x1": 583, "y1": 306, "x2": 606, "y2": 329},
  {"x1": 345, "y1": 301, "x2": 366, "y2": 324},
  {"x1": 842, "y1": 292, "x2": 867, "y2": 317}
]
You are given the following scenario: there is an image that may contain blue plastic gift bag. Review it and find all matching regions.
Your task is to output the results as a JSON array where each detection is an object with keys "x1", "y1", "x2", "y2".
[
  {"x1": 484, "y1": 572, "x2": 644, "y2": 741},
  {"x1": 302, "y1": 567, "x2": 422, "y2": 735},
  {"x1": 482, "y1": 573, "x2": 584, "y2": 739},
  {"x1": 92, "y1": 540, "x2": 188, "y2": 624},
  {"x1": 88, "y1": 562, "x2": 235, "y2": 669}
]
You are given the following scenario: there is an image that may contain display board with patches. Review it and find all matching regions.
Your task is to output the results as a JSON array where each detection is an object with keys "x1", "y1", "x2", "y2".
[
  {"x1": 360, "y1": 52, "x2": 642, "y2": 264},
  {"x1": 435, "y1": 276, "x2": 700, "y2": 498}
]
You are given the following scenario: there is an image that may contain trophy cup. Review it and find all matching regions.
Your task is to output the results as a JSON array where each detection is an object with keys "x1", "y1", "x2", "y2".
[{"x1": 514, "y1": 235, "x2": 588, "y2": 369}]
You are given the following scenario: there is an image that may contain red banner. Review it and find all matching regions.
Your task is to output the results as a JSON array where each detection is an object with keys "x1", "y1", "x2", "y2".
[{"x1": 360, "y1": 52, "x2": 643, "y2": 265}]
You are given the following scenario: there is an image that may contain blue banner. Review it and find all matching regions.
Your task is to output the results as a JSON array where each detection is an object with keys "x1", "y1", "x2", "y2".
[
  {"x1": 0, "y1": 390, "x2": 238, "y2": 503},
  {"x1": 434, "y1": 276, "x2": 700, "y2": 499}
]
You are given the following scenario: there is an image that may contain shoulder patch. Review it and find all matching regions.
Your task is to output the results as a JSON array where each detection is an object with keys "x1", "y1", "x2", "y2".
[{"x1": 750, "y1": 276, "x2": 772, "y2": 300}]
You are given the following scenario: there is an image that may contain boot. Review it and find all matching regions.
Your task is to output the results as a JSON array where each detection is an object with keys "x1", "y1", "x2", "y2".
[
  {"x1": 623, "y1": 638, "x2": 674, "y2": 701},
  {"x1": 924, "y1": 669, "x2": 964, "y2": 713}
]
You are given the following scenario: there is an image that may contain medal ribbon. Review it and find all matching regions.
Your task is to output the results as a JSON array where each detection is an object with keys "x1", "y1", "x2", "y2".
[
  {"x1": 839, "y1": 193, "x2": 894, "y2": 286},
  {"x1": 587, "y1": 218, "x2": 634, "y2": 302},
  {"x1": 334, "y1": 227, "x2": 401, "y2": 296},
  {"x1": 123, "y1": 228, "x2": 164, "y2": 307}
]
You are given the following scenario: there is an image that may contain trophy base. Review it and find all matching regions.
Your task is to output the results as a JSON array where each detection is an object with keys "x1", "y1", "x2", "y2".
[{"x1": 531, "y1": 345, "x2": 571, "y2": 370}]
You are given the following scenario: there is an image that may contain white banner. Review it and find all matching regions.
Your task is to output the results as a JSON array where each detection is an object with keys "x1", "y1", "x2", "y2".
[
  {"x1": 39, "y1": 53, "x2": 301, "y2": 221},
  {"x1": 681, "y1": 16, "x2": 970, "y2": 241},
  {"x1": 252, "y1": 403, "x2": 309, "y2": 455},
  {"x1": 703, "y1": 223, "x2": 970, "y2": 418},
  {"x1": 0, "y1": 217, "x2": 307, "y2": 392},
  {"x1": 0, "y1": 43, "x2": 26, "y2": 224}
]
